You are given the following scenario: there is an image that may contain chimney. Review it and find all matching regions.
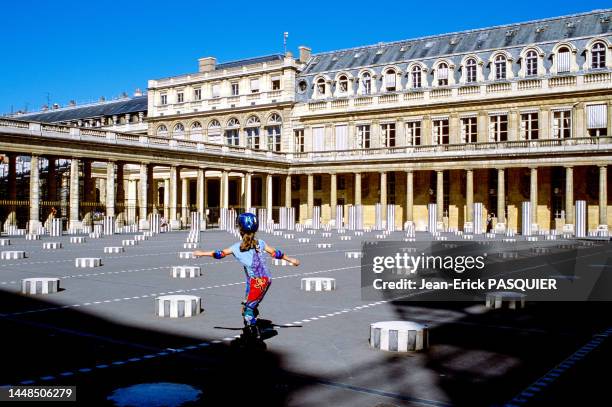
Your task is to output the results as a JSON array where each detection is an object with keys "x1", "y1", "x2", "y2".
[
  {"x1": 41, "y1": 105, "x2": 48, "y2": 111},
  {"x1": 298, "y1": 46, "x2": 311, "y2": 62},
  {"x1": 68, "y1": 100, "x2": 76, "y2": 106},
  {"x1": 134, "y1": 88, "x2": 143, "y2": 97},
  {"x1": 198, "y1": 57, "x2": 216, "y2": 73},
  {"x1": 99, "y1": 96, "x2": 106, "y2": 102},
  {"x1": 52, "y1": 103, "x2": 60, "y2": 110}
]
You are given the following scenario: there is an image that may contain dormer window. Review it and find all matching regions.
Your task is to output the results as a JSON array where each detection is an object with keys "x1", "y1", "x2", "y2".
[
  {"x1": 316, "y1": 78, "x2": 326, "y2": 96},
  {"x1": 361, "y1": 72, "x2": 372, "y2": 94},
  {"x1": 437, "y1": 63, "x2": 449, "y2": 86},
  {"x1": 338, "y1": 75, "x2": 348, "y2": 93},
  {"x1": 411, "y1": 66, "x2": 422, "y2": 88},
  {"x1": 526, "y1": 50, "x2": 538, "y2": 76},
  {"x1": 384, "y1": 69, "x2": 396, "y2": 91},
  {"x1": 466, "y1": 59, "x2": 477, "y2": 83},
  {"x1": 494, "y1": 55, "x2": 507, "y2": 80},
  {"x1": 592, "y1": 42, "x2": 606, "y2": 69},
  {"x1": 557, "y1": 47, "x2": 571, "y2": 73}
]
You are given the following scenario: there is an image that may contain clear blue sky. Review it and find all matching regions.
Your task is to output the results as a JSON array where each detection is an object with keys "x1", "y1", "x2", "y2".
[{"x1": 1, "y1": 0, "x2": 610, "y2": 114}]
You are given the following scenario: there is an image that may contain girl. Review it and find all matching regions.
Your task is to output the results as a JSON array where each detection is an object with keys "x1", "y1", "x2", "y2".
[{"x1": 193, "y1": 212, "x2": 299, "y2": 342}]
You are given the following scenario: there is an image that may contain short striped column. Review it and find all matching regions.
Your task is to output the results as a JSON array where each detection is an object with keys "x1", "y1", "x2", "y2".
[
  {"x1": 428, "y1": 203, "x2": 437, "y2": 233},
  {"x1": 134, "y1": 234, "x2": 148, "y2": 241},
  {"x1": 49, "y1": 218, "x2": 62, "y2": 237},
  {"x1": 0, "y1": 239, "x2": 10, "y2": 246},
  {"x1": 21, "y1": 278, "x2": 60, "y2": 295},
  {"x1": 345, "y1": 251, "x2": 363, "y2": 259},
  {"x1": 122, "y1": 239, "x2": 136, "y2": 246},
  {"x1": 75, "y1": 258, "x2": 102, "y2": 267},
  {"x1": 155, "y1": 295, "x2": 201, "y2": 318},
  {"x1": 473, "y1": 203, "x2": 483, "y2": 234},
  {"x1": 70, "y1": 236, "x2": 86, "y2": 244},
  {"x1": 183, "y1": 242, "x2": 198, "y2": 249},
  {"x1": 171, "y1": 266, "x2": 201, "y2": 278},
  {"x1": 335, "y1": 205, "x2": 344, "y2": 230},
  {"x1": 273, "y1": 259, "x2": 291, "y2": 266},
  {"x1": 150, "y1": 213, "x2": 161, "y2": 234},
  {"x1": 386, "y1": 204, "x2": 396, "y2": 232},
  {"x1": 43, "y1": 242, "x2": 62, "y2": 250},
  {"x1": 1, "y1": 251, "x2": 26, "y2": 260},
  {"x1": 485, "y1": 291, "x2": 526, "y2": 310},
  {"x1": 104, "y1": 247, "x2": 124, "y2": 254},
  {"x1": 300, "y1": 277, "x2": 336, "y2": 291},
  {"x1": 375, "y1": 203, "x2": 383, "y2": 230},
  {"x1": 575, "y1": 200, "x2": 586, "y2": 238},
  {"x1": 317, "y1": 243, "x2": 332, "y2": 248},
  {"x1": 521, "y1": 202, "x2": 532, "y2": 236},
  {"x1": 322, "y1": 232, "x2": 331, "y2": 238},
  {"x1": 25, "y1": 234, "x2": 40, "y2": 240},
  {"x1": 370, "y1": 321, "x2": 428, "y2": 352},
  {"x1": 283, "y1": 233, "x2": 294, "y2": 239},
  {"x1": 179, "y1": 252, "x2": 195, "y2": 259},
  {"x1": 104, "y1": 216, "x2": 115, "y2": 236},
  {"x1": 340, "y1": 235, "x2": 352, "y2": 241},
  {"x1": 297, "y1": 238, "x2": 310, "y2": 243},
  {"x1": 312, "y1": 206, "x2": 321, "y2": 230}
]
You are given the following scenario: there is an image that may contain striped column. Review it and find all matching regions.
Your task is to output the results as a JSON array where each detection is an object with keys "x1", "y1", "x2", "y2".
[
  {"x1": 473, "y1": 203, "x2": 483, "y2": 234},
  {"x1": 530, "y1": 167, "x2": 538, "y2": 229},
  {"x1": 312, "y1": 206, "x2": 321, "y2": 229},
  {"x1": 139, "y1": 163, "x2": 148, "y2": 224},
  {"x1": 106, "y1": 161, "x2": 115, "y2": 217},
  {"x1": 575, "y1": 200, "x2": 586, "y2": 238},
  {"x1": 354, "y1": 173, "x2": 362, "y2": 206},
  {"x1": 386, "y1": 204, "x2": 396, "y2": 232},
  {"x1": 380, "y1": 172, "x2": 387, "y2": 225},
  {"x1": 599, "y1": 165, "x2": 608, "y2": 227},
  {"x1": 565, "y1": 166, "x2": 574, "y2": 226},
  {"x1": 266, "y1": 174, "x2": 273, "y2": 222},
  {"x1": 436, "y1": 170, "x2": 444, "y2": 230},
  {"x1": 197, "y1": 168, "x2": 205, "y2": 230},
  {"x1": 405, "y1": 170, "x2": 414, "y2": 224},
  {"x1": 244, "y1": 171, "x2": 252, "y2": 210},
  {"x1": 50, "y1": 218, "x2": 62, "y2": 237},
  {"x1": 335, "y1": 205, "x2": 344, "y2": 230},
  {"x1": 428, "y1": 203, "x2": 437, "y2": 233},
  {"x1": 521, "y1": 202, "x2": 532, "y2": 236},
  {"x1": 29, "y1": 155, "x2": 41, "y2": 234},
  {"x1": 497, "y1": 168, "x2": 506, "y2": 227},
  {"x1": 356, "y1": 204, "x2": 363, "y2": 230},
  {"x1": 375, "y1": 203, "x2": 383, "y2": 230},
  {"x1": 103, "y1": 215, "x2": 115, "y2": 235},
  {"x1": 330, "y1": 173, "x2": 337, "y2": 225},
  {"x1": 69, "y1": 158, "x2": 80, "y2": 230},
  {"x1": 307, "y1": 174, "x2": 314, "y2": 220}
]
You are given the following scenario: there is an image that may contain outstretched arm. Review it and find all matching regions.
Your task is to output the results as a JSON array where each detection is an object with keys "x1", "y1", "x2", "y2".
[
  {"x1": 264, "y1": 244, "x2": 300, "y2": 266},
  {"x1": 193, "y1": 248, "x2": 232, "y2": 259}
]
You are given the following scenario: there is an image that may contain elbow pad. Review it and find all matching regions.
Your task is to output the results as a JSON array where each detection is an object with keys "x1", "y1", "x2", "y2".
[
  {"x1": 213, "y1": 250, "x2": 226, "y2": 259},
  {"x1": 274, "y1": 249, "x2": 284, "y2": 260}
]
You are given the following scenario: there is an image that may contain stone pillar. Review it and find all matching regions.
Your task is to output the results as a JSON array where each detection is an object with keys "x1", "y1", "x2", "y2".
[
  {"x1": 181, "y1": 176, "x2": 189, "y2": 224},
  {"x1": 565, "y1": 166, "x2": 574, "y2": 226},
  {"x1": 380, "y1": 172, "x2": 387, "y2": 221},
  {"x1": 436, "y1": 170, "x2": 444, "y2": 221},
  {"x1": 163, "y1": 179, "x2": 170, "y2": 219},
  {"x1": 29, "y1": 155, "x2": 41, "y2": 233},
  {"x1": 405, "y1": 170, "x2": 414, "y2": 223},
  {"x1": 284, "y1": 174, "x2": 291, "y2": 208},
  {"x1": 46, "y1": 156, "x2": 57, "y2": 208},
  {"x1": 81, "y1": 159, "x2": 93, "y2": 226},
  {"x1": 147, "y1": 164, "x2": 156, "y2": 214},
  {"x1": 69, "y1": 158, "x2": 80, "y2": 229},
  {"x1": 245, "y1": 172, "x2": 252, "y2": 209},
  {"x1": 197, "y1": 169, "x2": 205, "y2": 219},
  {"x1": 6, "y1": 154, "x2": 17, "y2": 226},
  {"x1": 116, "y1": 162, "x2": 125, "y2": 224},
  {"x1": 599, "y1": 165, "x2": 608, "y2": 228},
  {"x1": 139, "y1": 163, "x2": 148, "y2": 223},
  {"x1": 497, "y1": 168, "x2": 506, "y2": 227},
  {"x1": 354, "y1": 173, "x2": 362, "y2": 205},
  {"x1": 106, "y1": 161, "x2": 115, "y2": 217},
  {"x1": 530, "y1": 167, "x2": 538, "y2": 226},
  {"x1": 221, "y1": 170, "x2": 229, "y2": 209},
  {"x1": 266, "y1": 174, "x2": 273, "y2": 221},
  {"x1": 307, "y1": 173, "x2": 314, "y2": 219},
  {"x1": 466, "y1": 169, "x2": 474, "y2": 223},
  {"x1": 330, "y1": 173, "x2": 337, "y2": 223},
  {"x1": 169, "y1": 166, "x2": 178, "y2": 221}
]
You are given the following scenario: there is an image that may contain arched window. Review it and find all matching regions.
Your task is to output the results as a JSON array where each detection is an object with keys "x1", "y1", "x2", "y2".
[
  {"x1": 437, "y1": 63, "x2": 449, "y2": 86},
  {"x1": 245, "y1": 116, "x2": 261, "y2": 149},
  {"x1": 384, "y1": 69, "x2": 396, "y2": 91},
  {"x1": 226, "y1": 117, "x2": 240, "y2": 128},
  {"x1": 208, "y1": 119, "x2": 221, "y2": 144},
  {"x1": 411, "y1": 66, "x2": 422, "y2": 88},
  {"x1": 494, "y1": 55, "x2": 507, "y2": 80},
  {"x1": 592, "y1": 42, "x2": 606, "y2": 69},
  {"x1": 190, "y1": 121, "x2": 203, "y2": 141},
  {"x1": 361, "y1": 72, "x2": 372, "y2": 94},
  {"x1": 316, "y1": 78, "x2": 326, "y2": 96},
  {"x1": 225, "y1": 118, "x2": 240, "y2": 146},
  {"x1": 266, "y1": 113, "x2": 282, "y2": 152},
  {"x1": 157, "y1": 125, "x2": 168, "y2": 136},
  {"x1": 525, "y1": 50, "x2": 538, "y2": 76},
  {"x1": 268, "y1": 113, "x2": 282, "y2": 124},
  {"x1": 466, "y1": 59, "x2": 477, "y2": 83},
  {"x1": 173, "y1": 123, "x2": 185, "y2": 138},
  {"x1": 337, "y1": 75, "x2": 348, "y2": 93},
  {"x1": 191, "y1": 121, "x2": 202, "y2": 131},
  {"x1": 557, "y1": 46, "x2": 570, "y2": 73},
  {"x1": 208, "y1": 119, "x2": 220, "y2": 129}
]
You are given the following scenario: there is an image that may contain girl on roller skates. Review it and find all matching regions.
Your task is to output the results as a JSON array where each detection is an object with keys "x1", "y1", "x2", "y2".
[{"x1": 193, "y1": 212, "x2": 299, "y2": 346}]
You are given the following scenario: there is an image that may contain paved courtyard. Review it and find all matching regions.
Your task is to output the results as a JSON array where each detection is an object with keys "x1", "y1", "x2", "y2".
[{"x1": 0, "y1": 228, "x2": 611, "y2": 406}]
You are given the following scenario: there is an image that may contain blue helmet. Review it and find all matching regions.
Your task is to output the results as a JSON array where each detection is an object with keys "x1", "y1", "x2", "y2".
[{"x1": 237, "y1": 212, "x2": 258, "y2": 233}]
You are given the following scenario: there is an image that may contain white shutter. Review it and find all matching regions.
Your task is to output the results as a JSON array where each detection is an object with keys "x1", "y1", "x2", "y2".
[
  {"x1": 212, "y1": 84, "x2": 220, "y2": 98},
  {"x1": 406, "y1": 124, "x2": 413, "y2": 146},
  {"x1": 519, "y1": 117, "x2": 527, "y2": 140},
  {"x1": 460, "y1": 120, "x2": 467, "y2": 143},
  {"x1": 557, "y1": 51, "x2": 570, "y2": 73},
  {"x1": 313, "y1": 127, "x2": 325, "y2": 151},
  {"x1": 432, "y1": 123, "x2": 438, "y2": 145},
  {"x1": 587, "y1": 104, "x2": 608, "y2": 129},
  {"x1": 552, "y1": 116, "x2": 560, "y2": 138},
  {"x1": 250, "y1": 78, "x2": 260, "y2": 92},
  {"x1": 385, "y1": 73, "x2": 396, "y2": 88},
  {"x1": 488, "y1": 119, "x2": 495, "y2": 142},
  {"x1": 438, "y1": 66, "x2": 448, "y2": 80},
  {"x1": 335, "y1": 125, "x2": 348, "y2": 150}
]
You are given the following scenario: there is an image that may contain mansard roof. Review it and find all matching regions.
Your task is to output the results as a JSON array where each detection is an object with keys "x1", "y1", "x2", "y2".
[
  {"x1": 215, "y1": 54, "x2": 284, "y2": 70},
  {"x1": 301, "y1": 9, "x2": 612, "y2": 75}
]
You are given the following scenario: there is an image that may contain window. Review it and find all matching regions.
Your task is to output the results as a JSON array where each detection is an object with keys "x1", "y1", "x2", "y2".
[
  {"x1": 433, "y1": 119, "x2": 449, "y2": 144},
  {"x1": 437, "y1": 63, "x2": 449, "y2": 86},
  {"x1": 381, "y1": 123, "x2": 396, "y2": 147},
  {"x1": 335, "y1": 125, "x2": 348, "y2": 150},
  {"x1": 406, "y1": 121, "x2": 421, "y2": 145},
  {"x1": 338, "y1": 75, "x2": 348, "y2": 93},
  {"x1": 160, "y1": 94, "x2": 167, "y2": 105},
  {"x1": 338, "y1": 175, "x2": 346, "y2": 190},
  {"x1": 266, "y1": 125, "x2": 281, "y2": 151},
  {"x1": 387, "y1": 172, "x2": 396, "y2": 204},
  {"x1": 316, "y1": 78, "x2": 326, "y2": 96},
  {"x1": 177, "y1": 91, "x2": 184, "y2": 103},
  {"x1": 208, "y1": 119, "x2": 221, "y2": 144},
  {"x1": 490, "y1": 115, "x2": 508, "y2": 142},
  {"x1": 271, "y1": 76, "x2": 281, "y2": 90},
  {"x1": 357, "y1": 124, "x2": 370, "y2": 148},
  {"x1": 521, "y1": 113, "x2": 539, "y2": 140},
  {"x1": 191, "y1": 121, "x2": 202, "y2": 134},
  {"x1": 592, "y1": 42, "x2": 606, "y2": 69},
  {"x1": 526, "y1": 50, "x2": 538, "y2": 76},
  {"x1": 291, "y1": 177, "x2": 301, "y2": 191},
  {"x1": 312, "y1": 127, "x2": 325, "y2": 151},
  {"x1": 557, "y1": 47, "x2": 571, "y2": 73},
  {"x1": 294, "y1": 129, "x2": 304, "y2": 152},
  {"x1": 466, "y1": 59, "x2": 477, "y2": 83},
  {"x1": 194, "y1": 88, "x2": 201, "y2": 101},
  {"x1": 494, "y1": 55, "x2": 507, "y2": 80},
  {"x1": 361, "y1": 72, "x2": 372, "y2": 94},
  {"x1": 314, "y1": 175, "x2": 322, "y2": 191},
  {"x1": 250, "y1": 78, "x2": 260, "y2": 93},
  {"x1": 231, "y1": 83, "x2": 239, "y2": 96},
  {"x1": 245, "y1": 116, "x2": 261, "y2": 149},
  {"x1": 298, "y1": 80, "x2": 308, "y2": 93},
  {"x1": 212, "y1": 84, "x2": 220, "y2": 98},
  {"x1": 461, "y1": 117, "x2": 477, "y2": 143},
  {"x1": 225, "y1": 118, "x2": 240, "y2": 146},
  {"x1": 384, "y1": 69, "x2": 396, "y2": 91},
  {"x1": 552, "y1": 110, "x2": 571, "y2": 138},
  {"x1": 411, "y1": 66, "x2": 422, "y2": 88},
  {"x1": 587, "y1": 104, "x2": 608, "y2": 137},
  {"x1": 157, "y1": 124, "x2": 168, "y2": 135}
]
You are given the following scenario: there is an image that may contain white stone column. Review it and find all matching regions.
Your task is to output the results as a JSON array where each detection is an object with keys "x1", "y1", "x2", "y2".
[
  {"x1": 169, "y1": 166, "x2": 178, "y2": 221},
  {"x1": 221, "y1": 170, "x2": 229, "y2": 209},
  {"x1": 181, "y1": 176, "x2": 189, "y2": 224},
  {"x1": 600, "y1": 165, "x2": 608, "y2": 228},
  {"x1": 139, "y1": 163, "x2": 148, "y2": 222},
  {"x1": 330, "y1": 173, "x2": 337, "y2": 222},
  {"x1": 284, "y1": 174, "x2": 291, "y2": 208},
  {"x1": 405, "y1": 170, "x2": 414, "y2": 223},
  {"x1": 6, "y1": 154, "x2": 17, "y2": 226},
  {"x1": 307, "y1": 174, "x2": 314, "y2": 219},
  {"x1": 163, "y1": 179, "x2": 170, "y2": 219},
  {"x1": 497, "y1": 168, "x2": 506, "y2": 227},
  {"x1": 106, "y1": 161, "x2": 115, "y2": 217},
  {"x1": 197, "y1": 169, "x2": 205, "y2": 218},
  {"x1": 565, "y1": 166, "x2": 574, "y2": 226},
  {"x1": 69, "y1": 158, "x2": 80, "y2": 229},
  {"x1": 354, "y1": 173, "x2": 362, "y2": 205},
  {"x1": 380, "y1": 172, "x2": 387, "y2": 221},
  {"x1": 530, "y1": 167, "x2": 538, "y2": 226},
  {"x1": 466, "y1": 169, "x2": 474, "y2": 223},
  {"x1": 266, "y1": 174, "x2": 273, "y2": 221},
  {"x1": 436, "y1": 170, "x2": 444, "y2": 221},
  {"x1": 29, "y1": 155, "x2": 41, "y2": 233},
  {"x1": 245, "y1": 172, "x2": 252, "y2": 209}
]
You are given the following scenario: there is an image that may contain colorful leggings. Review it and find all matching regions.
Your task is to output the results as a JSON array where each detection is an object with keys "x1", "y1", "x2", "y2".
[{"x1": 242, "y1": 277, "x2": 271, "y2": 326}]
